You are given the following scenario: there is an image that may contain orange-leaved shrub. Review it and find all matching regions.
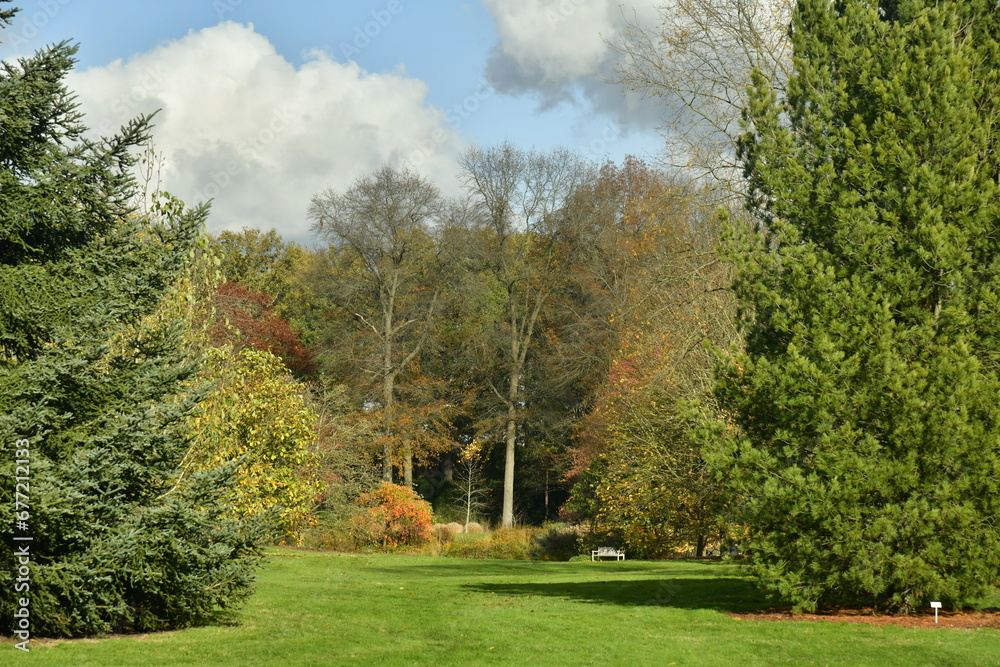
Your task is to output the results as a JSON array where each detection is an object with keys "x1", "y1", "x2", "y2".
[{"x1": 350, "y1": 483, "x2": 433, "y2": 549}]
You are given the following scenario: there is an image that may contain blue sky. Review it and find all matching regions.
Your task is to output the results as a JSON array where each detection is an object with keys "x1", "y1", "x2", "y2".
[{"x1": 1, "y1": 0, "x2": 666, "y2": 243}]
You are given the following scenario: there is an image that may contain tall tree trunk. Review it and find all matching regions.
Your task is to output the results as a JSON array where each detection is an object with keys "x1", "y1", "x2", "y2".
[
  {"x1": 382, "y1": 290, "x2": 395, "y2": 483},
  {"x1": 499, "y1": 291, "x2": 545, "y2": 527},
  {"x1": 464, "y1": 470, "x2": 473, "y2": 533},
  {"x1": 544, "y1": 469, "x2": 549, "y2": 520},
  {"x1": 381, "y1": 377, "x2": 393, "y2": 482},
  {"x1": 382, "y1": 378, "x2": 393, "y2": 483},
  {"x1": 382, "y1": 445, "x2": 393, "y2": 482},
  {"x1": 403, "y1": 451, "x2": 413, "y2": 488},
  {"x1": 501, "y1": 401, "x2": 517, "y2": 528}
]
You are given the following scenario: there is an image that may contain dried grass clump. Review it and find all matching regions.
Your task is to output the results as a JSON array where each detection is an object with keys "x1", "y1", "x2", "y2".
[{"x1": 431, "y1": 523, "x2": 456, "y2": 543}]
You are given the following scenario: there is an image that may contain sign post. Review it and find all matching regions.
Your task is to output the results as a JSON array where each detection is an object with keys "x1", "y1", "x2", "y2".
[{"x1": 930, "y1": 601, "x2": 942, "y2": 623}]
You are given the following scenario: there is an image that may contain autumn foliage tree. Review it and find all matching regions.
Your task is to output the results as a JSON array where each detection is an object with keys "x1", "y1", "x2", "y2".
[
  {"x1": 458, "y1": 142, "x2": 591, "y2": 527},
  {"x1": 209, "y1": 227, "x2": 315, "y2": 331},
  {"x1": 206, "y1": 281, "x2": 314, "y2": 377},
  {"x1": 309, "y1": 165, "x2": 449, "y2": 487},
  {"x1": 565, "y1": 158, "x2": 736, "y2": 556},
  {"x1": 166, "y1": 233, "x2": 321, "y2": 544}
]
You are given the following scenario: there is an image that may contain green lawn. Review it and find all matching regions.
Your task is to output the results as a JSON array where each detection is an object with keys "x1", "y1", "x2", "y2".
[{"x1": 6, "y1": 549, "x2": 998, "y2": 666}]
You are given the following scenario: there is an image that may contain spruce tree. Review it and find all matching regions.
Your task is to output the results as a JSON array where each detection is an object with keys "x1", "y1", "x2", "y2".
[
  {"x1": 710, "y1": 0, "x2": 1000, "y2": 612},
  {"x1": 0, "y1": 7, "x2": 262, "y2": 637}
]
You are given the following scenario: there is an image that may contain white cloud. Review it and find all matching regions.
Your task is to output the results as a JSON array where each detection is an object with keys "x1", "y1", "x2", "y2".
[
  {"x1": 480, "y1": 0, "x2": 661, "y2": 126},
  {"x1": 67, "y1": 22, "x2": 465, "y2": 244},
  {"x1": 483, "y1": 0, "x2": 618, "y2": 84}
]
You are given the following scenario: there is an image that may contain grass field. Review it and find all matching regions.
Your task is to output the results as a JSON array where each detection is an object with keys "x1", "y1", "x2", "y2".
[{"x1": 6, "y1": 549, "x2": 999, "y2": 666}]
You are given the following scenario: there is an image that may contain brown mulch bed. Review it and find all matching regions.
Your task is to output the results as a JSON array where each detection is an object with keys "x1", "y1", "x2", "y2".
[{"x1": 730, "y1": 607, "x2": 1000, "y2": 629}]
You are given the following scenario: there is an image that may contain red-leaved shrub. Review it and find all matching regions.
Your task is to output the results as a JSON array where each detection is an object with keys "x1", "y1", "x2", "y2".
[{"x1": 350, "y1": 483, "x2": 433, "y2": 549}]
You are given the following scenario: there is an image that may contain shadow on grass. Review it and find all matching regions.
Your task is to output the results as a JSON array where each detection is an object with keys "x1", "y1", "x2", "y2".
[
  {"x1": 302, "y1": 552, "x2": 770, "y2": 612},
  {"x1": 466, "y1": 577, "x2": 767, "y2": 612},
  {"x1": 363, "y1": 558, "x2": 735, "y2": 579}
]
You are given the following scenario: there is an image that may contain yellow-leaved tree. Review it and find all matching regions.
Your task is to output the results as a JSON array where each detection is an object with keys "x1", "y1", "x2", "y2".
[{"x1": 185, "y1": 346, "x2": 322, "y2": 543}]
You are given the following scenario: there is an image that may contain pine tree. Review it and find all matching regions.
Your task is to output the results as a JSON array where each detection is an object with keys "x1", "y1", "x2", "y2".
[
  {"x1": 0, "y1": 8, "x2": 263, "y2": 637},
  {"x1": 710, "y1": 0, "x2": 1000, "y2": 612}
]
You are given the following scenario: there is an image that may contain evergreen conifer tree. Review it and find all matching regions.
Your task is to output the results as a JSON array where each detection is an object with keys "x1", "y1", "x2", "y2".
[
  {"x1": 0, "y1": 6, "x2": 262, "y2": 637},
  {"x1": 710, "y1": 0, "x2": 1000, "y2": 612}
]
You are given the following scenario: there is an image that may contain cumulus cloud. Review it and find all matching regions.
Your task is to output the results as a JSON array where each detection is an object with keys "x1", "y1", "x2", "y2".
[
  {"x1": 481, "y1": 0, "x2": 662, "y2": 129},
  {"x1": 68, "y1": 22, "x2": 465, "y2": 244}
]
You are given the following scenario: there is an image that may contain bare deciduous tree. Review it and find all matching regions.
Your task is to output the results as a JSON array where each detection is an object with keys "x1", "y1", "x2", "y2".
[
  {"x1": 459, "y1": 142, "x2": 591, "y2": 527},
  {"x1": 454, "y1": 446, "x2": 492, "y2": 533},
  {"x1": 614, "y1": 0, "x2": 794, "y2": 193},
  {"x1": 309, "y1": 165, "x2": 443, "y2": 486}
]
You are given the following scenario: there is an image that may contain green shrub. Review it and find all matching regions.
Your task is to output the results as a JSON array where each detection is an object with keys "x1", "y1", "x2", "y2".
[
  {"x1": 488, "y1": 528, "x2": 535, "y2": 560},
  {"x1": 444, "y1": 534, "x2": 491, "y2": 559},
  {"x1": 568, "y1": 554, "x2": 592, "y2": 563},
  {"x1": 531, "y1": 523, "x2": 583, "y2": 561},
  {"x1": 300, "y1": 510, "x2": 362, "y2": 551}
]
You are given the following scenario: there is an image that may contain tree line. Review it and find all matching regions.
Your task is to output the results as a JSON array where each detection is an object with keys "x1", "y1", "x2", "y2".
[{"x1": 209, "y1": 146, "x2": 731, "y2": 540}]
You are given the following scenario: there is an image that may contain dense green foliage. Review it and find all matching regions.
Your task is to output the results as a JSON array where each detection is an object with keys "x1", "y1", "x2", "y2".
[
  {"x1": 0, "y1": 27, "x2": 262, "y2": 636},
  {"x1": 710, "y1": 0, "x2": 1000, "y2": 612}
]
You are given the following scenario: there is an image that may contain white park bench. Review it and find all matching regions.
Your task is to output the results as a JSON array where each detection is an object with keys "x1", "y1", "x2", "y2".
[{"x1": 591, "y1": 547, "x2": 625, "y2": 561}]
